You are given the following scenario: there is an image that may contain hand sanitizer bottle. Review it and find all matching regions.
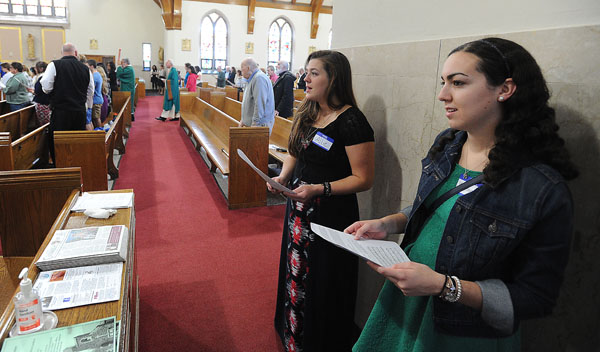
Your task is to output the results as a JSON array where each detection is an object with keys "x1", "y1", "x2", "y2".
[{"x1": 13, "y1": 267, "x2": 44, "y2": 334}]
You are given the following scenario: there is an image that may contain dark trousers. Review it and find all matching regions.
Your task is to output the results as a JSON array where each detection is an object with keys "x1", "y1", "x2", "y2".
[
  {"x1": 9, "y1": 102, "x2": 30, "y2": 111},
  {"x1": 49, "y1": 108, "x2": 86, "y2": 162}
]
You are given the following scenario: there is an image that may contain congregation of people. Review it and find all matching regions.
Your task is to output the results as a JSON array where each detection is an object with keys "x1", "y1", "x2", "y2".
[
  {"x1": 0, "y1": 42, "x2": 137, "y2": 165},
  {"x1": 141, "y1": 42, "x2": 578, "y2": 351},
  {"x1": 2, "y1": 35, "x2": 579, "y2": 352}
]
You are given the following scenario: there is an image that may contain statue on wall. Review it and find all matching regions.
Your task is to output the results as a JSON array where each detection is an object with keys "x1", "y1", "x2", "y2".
[
  {"x1": 158, "y1": 46, "x2": 164, "y2": 64},
  {"x1": 27, "y1": 34, "x2": 36, "y2": 60}
]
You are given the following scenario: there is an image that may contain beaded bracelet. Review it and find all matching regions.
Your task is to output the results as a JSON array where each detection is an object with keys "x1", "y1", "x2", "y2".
[
  {"x1": 322, "y1": 181, "x2": 331, "y2": 197},
  {"x1": 451, "y1": 275, "x2": 462, "y2": 302}
]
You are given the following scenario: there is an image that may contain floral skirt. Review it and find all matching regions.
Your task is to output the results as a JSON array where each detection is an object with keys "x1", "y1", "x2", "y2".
[{"x1": 34, "y1": 103, "x2": 51, "y2": 126}]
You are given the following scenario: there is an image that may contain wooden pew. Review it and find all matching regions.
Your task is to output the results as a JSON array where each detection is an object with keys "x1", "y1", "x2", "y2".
[
  {"x1": 179, "y1": 91, "x2": 198, "y2": 112},
  {"x1": 294, "y1": 89, "x2": 306, "y2": 101},
  {"x1": 294, "y1": 99, "x2": 302, "y2": 108},
  {"x1": 112, "y1": 91, "x2": 132, "y2": 136},
  {"x1": 0, "y1": 124, "x2": 49, "y2": 171},
  {"x1": 270, "y1": 116, "x2": 293, "y2": 163},
  {"x1": 0, "y1": 167, "x2": 82, "y2": 257},
  {"x1": 206, "y1": 96, "x2": 292, "y2": 163},
  {"x1": 179, "y1": 95, "x2": 269, "y2": 209},
  {"x1": 54, "y1": 100, "x2": 127, "y2": 191},
  {"x1": 0, "y1": 101, "x2": 10, "y2": 115},
  {"x1": 0, "y1": 185, "x2": 138, "y2": 351},
  {"x1": 0, "y1": 104, "x2": 35, "y2": 141},
  {"x1": 0, "y1": 168, "x2": 82, "y2": 345},
  {"x1": 224, "y1": 86, "x2": 239, "y2": 101},
  {"x1": 136, "y1": 80, "x2": 146, "y2": 99},
  {"x1": 110, "y1": 95, "x2": 130, "y2": 154}
]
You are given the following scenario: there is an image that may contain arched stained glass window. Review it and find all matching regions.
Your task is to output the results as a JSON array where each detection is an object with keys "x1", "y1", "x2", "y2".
[
  {"x1": 200, "y1": 12, "x2": 228, "y2": 72},
  {"x1": 268, "y1": 17, "x2": 293, "y2": 68}
]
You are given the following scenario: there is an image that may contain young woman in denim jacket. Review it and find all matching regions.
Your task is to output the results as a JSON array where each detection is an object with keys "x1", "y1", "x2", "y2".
[{"x1": 346, "y1": 38, "x2": 578, "y2": 351}]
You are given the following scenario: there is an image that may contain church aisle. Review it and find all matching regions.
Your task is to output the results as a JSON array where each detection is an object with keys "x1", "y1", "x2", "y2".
[{"x1": 114, "y1": 96, "x2": 286, "y2": 351}]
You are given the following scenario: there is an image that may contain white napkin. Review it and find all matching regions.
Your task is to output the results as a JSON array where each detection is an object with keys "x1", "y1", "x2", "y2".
[{"x1": 83, "y1": 208, "x2": 117, "y2": 219}]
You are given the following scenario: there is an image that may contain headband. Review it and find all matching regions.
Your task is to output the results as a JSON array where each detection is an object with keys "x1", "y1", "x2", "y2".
[{"x1": 481, "y1": 39, "x2": 511, "y2": 77}]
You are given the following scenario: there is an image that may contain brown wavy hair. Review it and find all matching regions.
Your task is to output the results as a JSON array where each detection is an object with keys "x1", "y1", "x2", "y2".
[{"x1": 288, "y1": 50, "x2": 357, "y2": 157}]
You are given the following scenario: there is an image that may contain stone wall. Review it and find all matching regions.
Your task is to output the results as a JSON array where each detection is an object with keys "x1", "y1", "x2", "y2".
[{"x1": 340, "y1": 24, "x2": 600, "y2": 351}]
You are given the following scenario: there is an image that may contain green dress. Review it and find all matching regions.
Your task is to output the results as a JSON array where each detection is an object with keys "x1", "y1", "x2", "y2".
[
  {"x1": 353, "y1": 165, "x2": 520, "y2": 352},
  {"x1": 116, "y1": 65, "x2": 136, "y2": 113},
  {"x1": 163, "y1": 67, "x2": 180, "y2": 113}
]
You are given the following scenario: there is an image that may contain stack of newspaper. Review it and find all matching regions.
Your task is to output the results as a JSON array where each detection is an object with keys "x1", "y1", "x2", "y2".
[{"x1": 36, "y1": 225, "x2": 129, "y2": 271}]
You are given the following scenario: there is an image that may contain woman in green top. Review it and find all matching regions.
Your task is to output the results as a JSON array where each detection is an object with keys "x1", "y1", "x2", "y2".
[
  {"x1": 3, "y1": 62, "x2": 31, "y2": 111},
  {"x1": 116, "y1": 58, "x2": 136, "y2": 117},
  {"x1": 345, "y1": 38, "x2": 577, "y2": 351}
]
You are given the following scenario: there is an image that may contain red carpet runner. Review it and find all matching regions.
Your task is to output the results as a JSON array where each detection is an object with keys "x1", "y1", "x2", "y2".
[{"x1": 114, "y1": 96, "x2": 285, "y2": 351}]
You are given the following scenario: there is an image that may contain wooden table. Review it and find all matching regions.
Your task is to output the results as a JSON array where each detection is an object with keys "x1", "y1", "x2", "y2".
[{"x1": 0, "y1": 189, "x2": 138, "y2": 351}]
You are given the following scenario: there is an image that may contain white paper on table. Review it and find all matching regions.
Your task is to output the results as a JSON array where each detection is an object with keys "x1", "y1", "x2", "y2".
[
  {"x1": 71, "y1": 192, "x2": 133, "y2": 212},
  {"x1": 33, "y1": 263, "x2": 123, "y2": 311},
  {"x1": 310, "y1": 223, "x2": 410, "y2": 267},
  {"x1": 237, "y1": 149, "x2": 296, "y2": 194}
]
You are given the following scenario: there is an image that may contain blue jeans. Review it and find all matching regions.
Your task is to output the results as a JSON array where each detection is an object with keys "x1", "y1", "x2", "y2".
[{"x1": 9, "y1": 102, "x2": 29, "y2": 111}]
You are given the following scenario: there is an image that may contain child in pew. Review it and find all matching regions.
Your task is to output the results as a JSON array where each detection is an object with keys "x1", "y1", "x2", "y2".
[{"x1": 346, "y1": 37, "x2": 578, "y2": 352}]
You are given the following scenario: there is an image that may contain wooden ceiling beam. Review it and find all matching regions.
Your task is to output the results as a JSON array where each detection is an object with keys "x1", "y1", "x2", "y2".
[
  {"x1": 184, "y1": 0, "x2": 332, "y2": 15},
  {"x1": 160, "y1": 0, "x2": 182, "y2": 30},
  {"x1": 247, "y1": 0, "x2": 256, "y2": 34},
  {"x1": 310, "y1": 0, "x2": 323, "y2": 39}
]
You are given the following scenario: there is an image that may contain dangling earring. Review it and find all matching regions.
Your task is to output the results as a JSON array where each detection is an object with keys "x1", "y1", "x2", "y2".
[{"x1": 498, "y1": 96, "x2": 505, "y2": 102}]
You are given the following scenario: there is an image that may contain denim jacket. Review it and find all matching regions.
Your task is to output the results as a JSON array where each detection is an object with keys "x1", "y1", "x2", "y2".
[{"x1": 403, "y1": 129, "x2": 574, "y2": 338}]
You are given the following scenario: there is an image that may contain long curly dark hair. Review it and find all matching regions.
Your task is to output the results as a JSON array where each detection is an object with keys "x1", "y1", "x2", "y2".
[
  {"x1": 288, "y1": 50, "x2": 357, "y2": 157},
  {"x1": 429, "y1": 38, "x2": 578, "y2": 184}
]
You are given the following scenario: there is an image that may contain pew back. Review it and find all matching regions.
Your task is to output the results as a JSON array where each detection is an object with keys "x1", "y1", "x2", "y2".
[
  {"x1": 180, "y1": 96, "x2": 269, "y2": 209},
  {"x1": 294, "y1": 89, "x2": 306, "y2": 101},
  {"x1": 54, "y1": 131, "x2": 108, "y2": 191},
  {"x1": 112, "y1": 91, "x2": 132, "y2": 130},
  {"x1": 270, "y1": 117, "x2": 293, "y2": 163},
  {"x1": 0, "y1": 123, "x2": 49, "y2": 171},
  {"x1": 0, "y1": 167, "x2": 82, "y2": 257},
  {"x1": 0, "y1": 101, "x2": 10, "y2": 115},
  {"x1": 0, "y1": 104, "x2": 35, "y2": 141}
]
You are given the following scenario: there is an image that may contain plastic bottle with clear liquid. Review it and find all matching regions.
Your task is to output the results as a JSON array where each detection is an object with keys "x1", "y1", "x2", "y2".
[{"x1": 13, "y1": 267, "x2": 44, "y2": 334}]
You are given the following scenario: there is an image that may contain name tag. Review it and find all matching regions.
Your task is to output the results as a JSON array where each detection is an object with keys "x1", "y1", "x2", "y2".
[
  {"x1": 312, "y1": 131, "x2": 334, "y2": 151},
  {"x1": 456, "y1": 174, "x2": 482, "y2": 196}
]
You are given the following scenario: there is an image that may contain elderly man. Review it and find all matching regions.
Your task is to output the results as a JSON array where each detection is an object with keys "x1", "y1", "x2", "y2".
[
  {"x1": 273, "y1": 60, "x2": 295, "y2": 118},
  {"x1": 239, "y1": 58, "x2": 275, "y2": 133},
  {"x1": 116, "y1": 58, "x2": 136, "y2": 120},
  {"x1": 41, "y1": 42, "x2": 94, "y2": 161},
  {"x1": 216, "y1": 66, "x2": 226, "y2": 88},
  {"x1": 156, "y1": 59, "x2": 181, "y2": 122}
]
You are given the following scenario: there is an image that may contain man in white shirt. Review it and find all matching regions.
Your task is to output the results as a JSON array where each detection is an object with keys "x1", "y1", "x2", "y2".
[{"x1": 40, "y1": 43, "x2": 94, "y2": 161}]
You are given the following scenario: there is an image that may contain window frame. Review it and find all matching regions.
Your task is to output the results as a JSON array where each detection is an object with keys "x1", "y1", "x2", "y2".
[
  {"x1": 0, "y1": 0, "x2": 68, "y2": 25},
  {"x1": 199, "y1": 10, "x2": 229, "y2": 74},
  {"x1": 267, "y1": 16, "x2": 294, "y2": 70},
  {"x1": 142, "y1": 42, "x2": 151, "y2": 72}
]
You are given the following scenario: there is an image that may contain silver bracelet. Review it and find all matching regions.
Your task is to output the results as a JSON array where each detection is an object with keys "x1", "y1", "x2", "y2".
[
  {"x1": 451, "y1": 275, "x2": 462, "y2": 302},
  {"x1": 441, "y1": 275, "x2": 462, "y2": 303}
]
